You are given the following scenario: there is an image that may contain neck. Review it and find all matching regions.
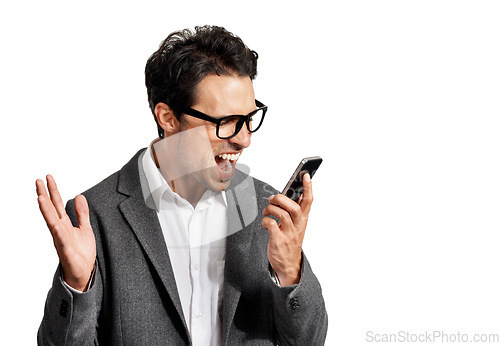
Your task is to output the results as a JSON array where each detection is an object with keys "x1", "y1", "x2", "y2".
[
  {"x1": 169, "y1": 175, "x2": 206, "y2": 208},
  {"x1": 151, "y1": 139, "x2": 206, "y2": 207}
]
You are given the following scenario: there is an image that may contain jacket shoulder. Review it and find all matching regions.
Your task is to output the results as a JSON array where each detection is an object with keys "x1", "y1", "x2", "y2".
[
  {"x1": 78, "y1": 148, "x2": 146, "y2": 209},
  {"x1": 252, "y1": 176, "x2": 278, "y2": 196}
]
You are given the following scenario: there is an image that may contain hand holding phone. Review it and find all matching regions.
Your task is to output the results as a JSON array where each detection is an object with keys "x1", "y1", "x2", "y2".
[{"x1": 262, "y1": 156, "x2": 322, "y2": 286}]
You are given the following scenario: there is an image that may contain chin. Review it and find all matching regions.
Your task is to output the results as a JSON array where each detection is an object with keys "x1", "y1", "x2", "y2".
[
  {"x1": 205, "y1": 177, "x2": 232, "y2": 192},
  {"x1": 219, "y1": 179, "x2": 232, "y2": 191},
  {"x1": 195, "y1": 167, "x2": 232, "y2": 192}
]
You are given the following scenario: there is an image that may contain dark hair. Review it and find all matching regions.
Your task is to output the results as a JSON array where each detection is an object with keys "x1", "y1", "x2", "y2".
[{"x1": 145, "y1": 25, "x2": 259, "y2": 138}]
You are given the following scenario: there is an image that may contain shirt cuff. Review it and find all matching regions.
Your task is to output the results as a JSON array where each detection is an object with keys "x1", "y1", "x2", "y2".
[
  {"x1": 61, "y1": 261, "x2": 97, "y2": 294},
  {"x1": 268, "y1": 263, "x2": 282, "y2": 287},
  {"x1": 268, "y1": 257, "x2": 304, "y2": 287}
]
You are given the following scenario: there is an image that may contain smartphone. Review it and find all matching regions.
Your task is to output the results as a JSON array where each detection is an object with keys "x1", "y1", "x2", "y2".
[{"x1": 282, "y1": 156, "x2": 323, "y2": 202}]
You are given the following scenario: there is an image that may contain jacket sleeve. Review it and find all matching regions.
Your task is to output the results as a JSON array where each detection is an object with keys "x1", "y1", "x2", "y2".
[
  {"x1": 37, "y1": 199, "x2": 103, "y2": 345},
  {"x1": 270, "y1": 253, "x2": 328, "y2": 345}
]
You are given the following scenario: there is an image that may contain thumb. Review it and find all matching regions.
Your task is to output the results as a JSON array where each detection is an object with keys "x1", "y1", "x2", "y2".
[{"x1": 74, "y1": 194, "x2": 91, "y2": 229}]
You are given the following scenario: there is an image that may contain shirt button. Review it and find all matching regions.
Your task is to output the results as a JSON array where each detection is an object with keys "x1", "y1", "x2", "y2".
[
  {"x1": 195, "y1": 312, "x2": 202, "y2": 318},
  {"x1": 194, "y1": 264, "x2": 200, "y2": 270}
]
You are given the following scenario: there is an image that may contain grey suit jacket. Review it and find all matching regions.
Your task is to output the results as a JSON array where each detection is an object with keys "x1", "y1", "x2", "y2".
[{"x1": 38, "y1": 149, "x2": 328, "y2": 345}]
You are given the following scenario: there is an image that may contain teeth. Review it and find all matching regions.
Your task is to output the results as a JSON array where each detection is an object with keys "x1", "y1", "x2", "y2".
[{"x1": 218, "y1": 153, "x2": 240, "y2": 161}]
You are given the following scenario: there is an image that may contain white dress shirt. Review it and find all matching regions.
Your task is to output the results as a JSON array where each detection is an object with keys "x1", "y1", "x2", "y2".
[{"x1": 141, "y1": 145, "x2": 228, "y2": 346}]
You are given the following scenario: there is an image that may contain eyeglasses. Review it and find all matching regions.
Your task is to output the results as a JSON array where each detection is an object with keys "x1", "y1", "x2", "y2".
[{"x1": 177, "y1": 100, "x2": 268, "y2": 139}]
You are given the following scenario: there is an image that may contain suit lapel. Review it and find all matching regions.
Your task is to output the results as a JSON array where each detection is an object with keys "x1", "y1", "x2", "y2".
[
  {"x1": 116, "y1": 150, "x2": 190, "y2": 341},
  {"x1": 222, "y1": 169, "x2": 259, "y2": 344}
]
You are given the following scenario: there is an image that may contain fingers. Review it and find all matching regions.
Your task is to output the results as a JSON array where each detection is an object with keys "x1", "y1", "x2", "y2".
[
  {"x1": 299, "y1": 173, "x2": 313, "y2": 214},
  {"x1": 36, "y1": 176, "x2": 91, "y2": 231},
  {"x1": 37, "y1": 193, "x2": 60, "y2": 230},
  {"x1": 35, "y1": 178, "x2": 48, "y2": 197},
  {"x1": 36, "y1": 175, "x2": 67, "y2": 219},
  {"x1": 74, "y1": 194, "x2": 91, "y2": 229},
  {"x1": 265, "y1": 194, "x2": 304, "y2": 226},
  {"x1": 36, "y1": 179, "x2": 60, "y2": 229},
  {"x1": 262, "y1": 203, "x2": 293, "y2": 230},
  {"x1": 46, "y1": 174, "x2": 67, "y2": 218},
  {"x1": 263, "y1": 175, "x2": 314, "y2": 234},
  {"x1": 261, "y1": 216, "x2": 280, "y2": 236}
]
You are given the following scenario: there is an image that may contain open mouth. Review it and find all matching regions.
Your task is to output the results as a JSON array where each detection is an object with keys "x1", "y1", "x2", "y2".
[{"x1": 214, "y1": 152, "x2": 241, "y2": 180}]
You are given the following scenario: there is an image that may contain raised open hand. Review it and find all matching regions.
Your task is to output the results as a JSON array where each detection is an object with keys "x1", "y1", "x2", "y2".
[{"x1": 36, "y1": 175, "x2": 96, "y2": 291}]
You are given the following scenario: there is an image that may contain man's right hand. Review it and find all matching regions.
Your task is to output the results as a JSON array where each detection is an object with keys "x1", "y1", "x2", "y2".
[{"x1": 36, "y1": 175, "x2": 96, "y2": 292}]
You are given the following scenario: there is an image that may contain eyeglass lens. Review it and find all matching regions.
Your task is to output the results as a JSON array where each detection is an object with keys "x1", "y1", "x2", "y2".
[{"x1": 217, "y1": 108, "x2": 265, "y2": 139}]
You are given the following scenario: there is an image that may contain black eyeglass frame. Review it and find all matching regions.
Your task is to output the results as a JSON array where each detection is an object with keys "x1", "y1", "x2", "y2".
[{"x1": 177, "y1": 100, "x2": 268, "y2": 139}]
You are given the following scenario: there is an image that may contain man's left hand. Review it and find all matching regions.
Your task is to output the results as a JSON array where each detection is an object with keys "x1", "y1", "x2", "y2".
[{"x1": 262, "y1": 173, "x2": 313, "y2": 286}]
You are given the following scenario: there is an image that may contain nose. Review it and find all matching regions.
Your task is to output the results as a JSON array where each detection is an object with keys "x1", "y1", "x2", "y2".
[{"x1": 229, "y1": 126, "x2": 251, "y2": 148}]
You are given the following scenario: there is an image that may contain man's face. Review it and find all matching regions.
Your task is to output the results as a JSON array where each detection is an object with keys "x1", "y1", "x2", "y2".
[{"x1": 173, "y1": 74, "x2": 256, "y2": 192}]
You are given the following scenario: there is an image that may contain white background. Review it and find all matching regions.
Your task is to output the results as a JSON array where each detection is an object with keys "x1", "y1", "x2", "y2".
[{"x1": 1, "y1": 1, "x2": 499, "y2": 345}]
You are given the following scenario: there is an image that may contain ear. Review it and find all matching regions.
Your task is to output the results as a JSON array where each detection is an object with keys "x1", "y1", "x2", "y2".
[{"x1": 155, "y1": 103, "x2": 180, "y2": 136}]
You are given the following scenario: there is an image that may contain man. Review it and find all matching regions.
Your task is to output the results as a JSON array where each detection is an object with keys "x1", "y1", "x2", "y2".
[{"x1": 36, "y1": 25, "x2": 327, "y2": 345}]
